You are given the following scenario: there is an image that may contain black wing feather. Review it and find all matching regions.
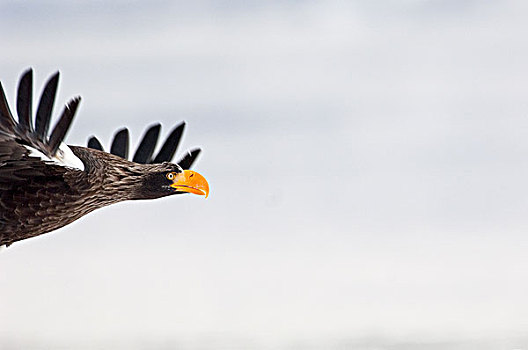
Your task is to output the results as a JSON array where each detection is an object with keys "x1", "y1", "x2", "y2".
[
  {"x1": 177, "y1": 148, "x2": 201, "y2": 170},
  {"x1": 110, "y1": 128, "x2": 129, "y2": 159},
  {"x1": 0, "y1": 82, "x2": 17, "y2": 135},
  {"x1": 152, "y1": 122, "x2": 185, "y2": 163},
  {"x1": 87, "y1": 136, "x2": 104, "y2": 151},
  {"x1": 35, "y1": 72, "x2": 59, "y2": 141},
  {"x1": 16, "y1": 69, "x2": 33, "y2": 133},
  {"x1": 48, "y1": 97, "x2": 81, "y2": 154},
  {"x1": 132, "y1": 123, "x2": 160, "y2": 164}
]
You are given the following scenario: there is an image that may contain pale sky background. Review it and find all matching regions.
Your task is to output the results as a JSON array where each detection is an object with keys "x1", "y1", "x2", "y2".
[{"x1": 2, "y1": 0, "x2": 528, "y2": 349}]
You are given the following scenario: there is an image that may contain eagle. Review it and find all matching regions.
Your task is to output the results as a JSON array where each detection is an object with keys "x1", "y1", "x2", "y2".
[{"x1": 0, "y1": 69, "x2": 209, "y2": 247}]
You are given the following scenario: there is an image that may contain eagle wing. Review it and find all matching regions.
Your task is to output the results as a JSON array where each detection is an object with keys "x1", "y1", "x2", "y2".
[
  {"x1": 87, "y1": 123, "x2": 201, "y2": 170},
  {"x1": 0, "y1": 70, "x2": 85, "y2": 243},
  {"x1": 0, "y1": 69, "x2": 83, "y2": 182}
]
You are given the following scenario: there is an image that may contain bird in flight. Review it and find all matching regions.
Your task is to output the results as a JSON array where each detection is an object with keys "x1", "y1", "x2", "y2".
[{"x1": 0, "y1": 69, "x2": 209, "y2": 247}]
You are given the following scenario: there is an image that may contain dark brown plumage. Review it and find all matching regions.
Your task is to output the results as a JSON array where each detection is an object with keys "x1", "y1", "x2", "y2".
[{"x1": 0, "y1": 69, "x2": 209, "y2": 247}]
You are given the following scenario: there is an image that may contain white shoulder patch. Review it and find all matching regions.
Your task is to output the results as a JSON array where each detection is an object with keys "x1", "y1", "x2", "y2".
[{"x1": 24, "y1": 143, "x2": 85, "y2": 171}]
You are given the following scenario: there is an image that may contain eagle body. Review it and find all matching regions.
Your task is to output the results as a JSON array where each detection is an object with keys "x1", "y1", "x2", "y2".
[{"x1": 0, "y1": 69, "x2": 209, "y2": 247}]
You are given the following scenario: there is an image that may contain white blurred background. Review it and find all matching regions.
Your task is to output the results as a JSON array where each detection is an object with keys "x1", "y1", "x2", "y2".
[{"x1": 1, "y1": 1, "x2": 528, "y2": 349}]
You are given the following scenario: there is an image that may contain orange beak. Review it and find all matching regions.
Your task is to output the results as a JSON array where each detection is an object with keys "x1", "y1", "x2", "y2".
[{"x1": 170, "y1": 170, "x2": 209, "y2": 198}]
